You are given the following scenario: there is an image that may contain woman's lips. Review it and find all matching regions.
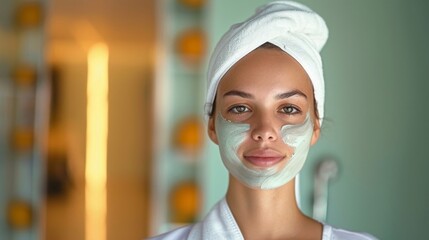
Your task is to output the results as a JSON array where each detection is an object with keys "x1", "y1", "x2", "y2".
[{"x1": 243, "y1": 149, "x2": 285, "y2": 168}]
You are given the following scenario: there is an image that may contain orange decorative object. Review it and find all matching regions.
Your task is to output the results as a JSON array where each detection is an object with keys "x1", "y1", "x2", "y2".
[
  {"x1": 178, "y1": 0, "x2": 206, "y2": 9},
  {"x1": 13, "y1": 65, "x2": 37, "y2": 85},
  {"x1": 13, "y1": 128, "x2": 34, "y2": 151},
  {"x1": 7, "y1": 200, "x2": 33, "y2": 229},
  {"x1": 173, "y1": 116, "x2": 204, "y2": 155},
  {"x1": 175, "y1": 28, "x2": 206, "y2": 65},
  {"x1": 16, "y1": 2, "x2": 43, "y2": 28},
  {"x1": 169, "y1": 181, "x2": 201, "y2": 223}
]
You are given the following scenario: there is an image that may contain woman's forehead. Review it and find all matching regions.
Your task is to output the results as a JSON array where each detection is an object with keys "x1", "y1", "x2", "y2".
[{"x1": 217, "y1": 48, "x2": 313, "y2": 96}]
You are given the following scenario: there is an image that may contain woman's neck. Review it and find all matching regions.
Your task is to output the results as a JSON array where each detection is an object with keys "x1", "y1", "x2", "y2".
[{"x1": 226, "y1": 175, "x2": 322, "y2": 240}]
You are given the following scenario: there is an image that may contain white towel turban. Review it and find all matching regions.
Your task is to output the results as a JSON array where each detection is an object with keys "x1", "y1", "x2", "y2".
[{"x1": 205, "y1": 0, "x2": 329, "y2": 124}]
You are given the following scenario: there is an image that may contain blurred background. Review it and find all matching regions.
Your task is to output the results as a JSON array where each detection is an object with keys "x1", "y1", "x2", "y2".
[{"x1": 0, "y1": 0, "x2": 428, "y2": 239}]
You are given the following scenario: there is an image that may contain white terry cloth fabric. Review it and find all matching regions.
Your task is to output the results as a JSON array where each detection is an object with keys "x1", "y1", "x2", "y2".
[
  {"x1": 205, "y1": 0, "x2": 329, "y2": 124},
  {"x1": 148, "y1": 198, "x2": 378, "y2": 240}
]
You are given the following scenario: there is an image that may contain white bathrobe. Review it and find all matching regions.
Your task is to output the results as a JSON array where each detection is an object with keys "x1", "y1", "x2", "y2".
[{"x1": 149, "y1": 198, "x2": 377, "y2": 240}]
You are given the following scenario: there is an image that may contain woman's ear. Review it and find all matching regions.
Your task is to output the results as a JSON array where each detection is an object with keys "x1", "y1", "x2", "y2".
[
  {"x1": 310, "y1": 118, "x2": 321, "y2": 146},
  {"x1": 207, "y1": 115, "x2": 219, "y2": 145}
]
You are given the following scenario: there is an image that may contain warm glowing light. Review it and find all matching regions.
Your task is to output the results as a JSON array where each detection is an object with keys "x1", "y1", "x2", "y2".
[{"x1": 85, "y1": 42, "x2": 109, "y2": 240}]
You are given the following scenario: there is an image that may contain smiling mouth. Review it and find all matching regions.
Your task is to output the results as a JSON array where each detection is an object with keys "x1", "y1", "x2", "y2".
[{"x1": 244, "y1": 156, "x2": 284, "y2": 168}]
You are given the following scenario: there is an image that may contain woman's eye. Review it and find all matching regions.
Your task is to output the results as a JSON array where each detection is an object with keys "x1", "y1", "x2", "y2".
[
  {"x1": 281, "y1": 106, "x2": 300, "y2": 114},
  {"x1": 229, "y1": 105, "x2": 250, "y2": 114}
]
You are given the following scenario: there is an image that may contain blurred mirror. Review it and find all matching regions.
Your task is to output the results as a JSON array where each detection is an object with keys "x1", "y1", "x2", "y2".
[{"x1": 45, "y1": 0, "x2": 156, "y2": 239}]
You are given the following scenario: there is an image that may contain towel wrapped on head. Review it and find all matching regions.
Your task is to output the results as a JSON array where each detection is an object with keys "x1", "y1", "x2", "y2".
[{"x1": 205, "y1": 0, "x2": 329, "y2": 124}]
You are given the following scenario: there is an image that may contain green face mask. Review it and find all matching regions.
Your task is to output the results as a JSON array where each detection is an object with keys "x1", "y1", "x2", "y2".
[{"x1": 215, "y1": 112, "x2": 314, "y2": 190}]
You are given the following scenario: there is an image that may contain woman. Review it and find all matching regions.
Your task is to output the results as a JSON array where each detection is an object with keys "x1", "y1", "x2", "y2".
[{"x1": 151, "y1": 1, "x2": 377, "y2": 239}]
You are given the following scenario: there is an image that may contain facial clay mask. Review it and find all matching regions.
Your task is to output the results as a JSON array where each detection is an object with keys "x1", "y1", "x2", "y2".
[{"x1": 215, "y1": 112, "x2": 314, "y2": 190}]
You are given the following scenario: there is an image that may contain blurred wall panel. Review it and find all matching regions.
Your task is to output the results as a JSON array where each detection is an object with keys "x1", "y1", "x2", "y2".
[{"x1": 0, "y1": 0, "x2": 49, "y2": 239}]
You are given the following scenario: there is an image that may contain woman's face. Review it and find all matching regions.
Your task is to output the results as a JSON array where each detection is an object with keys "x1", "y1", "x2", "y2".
[{"x1": 208, "y1": 47, "x2": 321, "y2": 189}]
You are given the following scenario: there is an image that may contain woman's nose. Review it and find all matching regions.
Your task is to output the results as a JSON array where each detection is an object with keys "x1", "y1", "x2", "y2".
[{"x1": 250, "y1": 114, "x2": 279, "y2": 142}]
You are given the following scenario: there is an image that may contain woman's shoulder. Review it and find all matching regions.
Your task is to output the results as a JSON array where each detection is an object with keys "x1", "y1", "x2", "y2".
[
  {"x1": 146, "y1": 224, "x2": 193, "y2": 240},
  {"x1": 323, "y1": 224, "x2": 378, "y2": 240}
]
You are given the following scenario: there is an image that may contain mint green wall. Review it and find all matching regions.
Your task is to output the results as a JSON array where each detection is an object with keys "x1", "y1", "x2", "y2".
[
  {"x1": 300, "y1": 2, "x2": 429, "y2": 239},
  {"x1": 202, "y1": 1, "x2": 429, "y2": 239}
]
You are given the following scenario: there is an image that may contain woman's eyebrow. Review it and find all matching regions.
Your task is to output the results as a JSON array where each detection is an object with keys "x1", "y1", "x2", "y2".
[
  {"x1": 223, "y1": 90, "x2": 254, "y2": 99},
  {"x1": 275, "y1": 90, "x2": 307, "y2": 99}
]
